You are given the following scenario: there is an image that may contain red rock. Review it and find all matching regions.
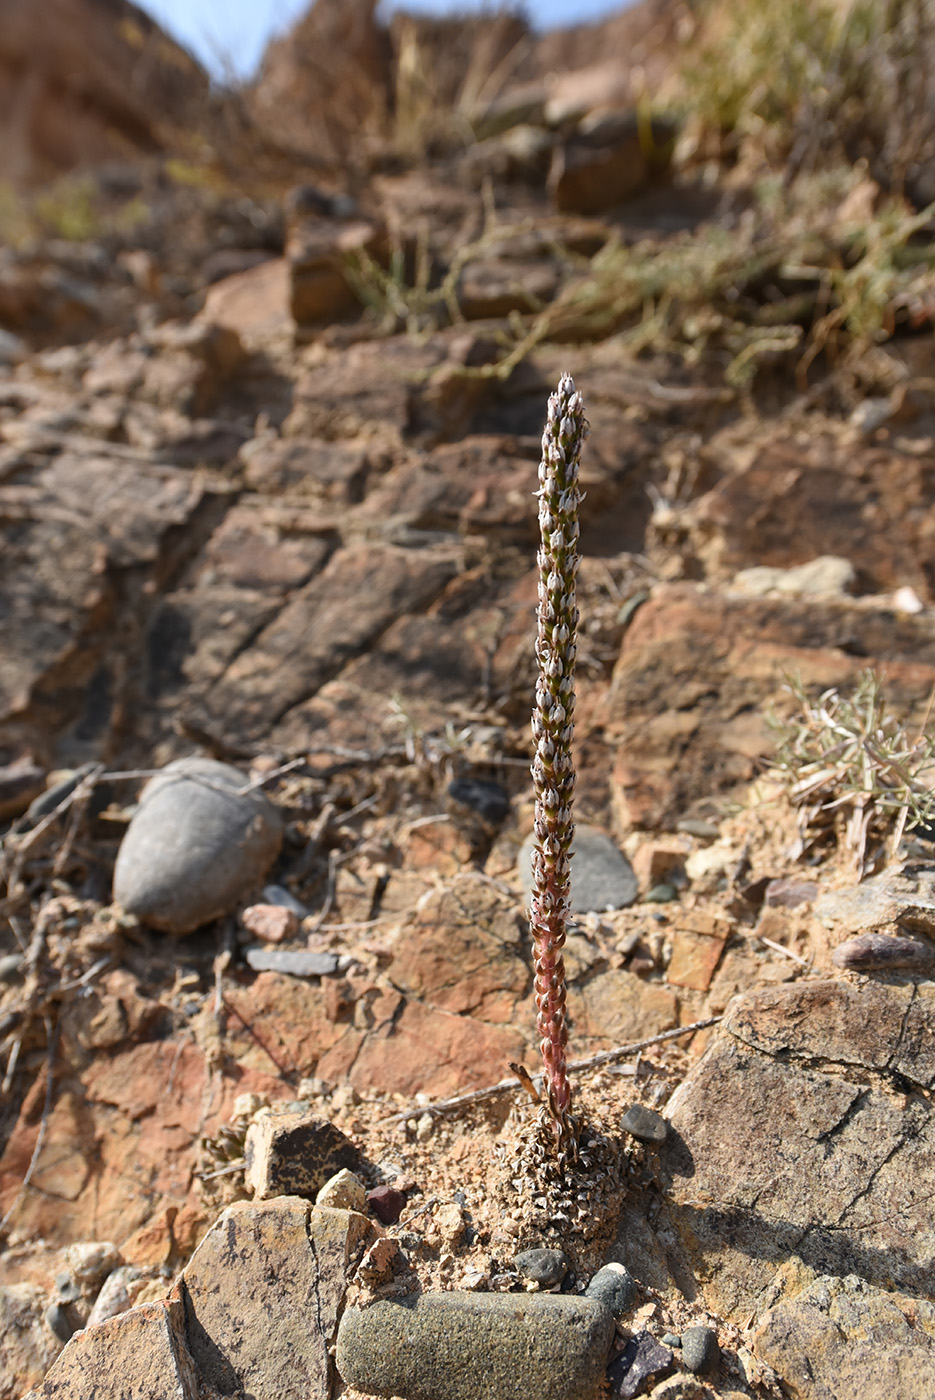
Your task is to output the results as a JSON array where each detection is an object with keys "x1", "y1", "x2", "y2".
[
  {"x1": 242, "y1": 903, "x2": 301, "y2": 942},
  {"x1": 200, "y1": 258, "x2": 292, "y2": 346},
  {"x1": 367, "y1": 1184, "x2": 406, "y2": 1225}
]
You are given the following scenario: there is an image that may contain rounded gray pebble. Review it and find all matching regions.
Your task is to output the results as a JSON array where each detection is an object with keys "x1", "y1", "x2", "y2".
[
  {"x1": 336, "y1": 1292, "x2": 614, "y2": 1400},
  {"x1": 514, "y1": 1248, "x2": 570, "y2": 1289},
  {"x1": 645, "y1": 883, "x2": 677, "y2": 903},
  {"x1": 681, "y1": 1325, "x2": 719, "y2": 1374},
  {"x1": 621, "y1": 1104, "x2": 668, "y2": 1144},
  {"x1": 45, "y1": 1302, "x2": 74, "y2": 1342},
  {"x1": 519, "y1": 825, "x2": 638, "y2": 914},
  {"x1": 113, "y1": 758, "x2": 283, "y2": 935},
  {"x1": 675, "y1": 818, "x2": 719, "y2": 839},
  {"x1": 661, "y1": 1331, "x2": 681, "y2": 1348},
  {"x1": 831, "y1": 932, "x2": 934, "y2": 973},
  {"x1": 584, "y1": 1263, "x2": 638, "y2": 1316}
]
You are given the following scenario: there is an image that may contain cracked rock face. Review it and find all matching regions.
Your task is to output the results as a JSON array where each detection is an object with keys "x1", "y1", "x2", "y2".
[{"x1": 658, "y1": 979, "x2": 935, "y2": 1325}]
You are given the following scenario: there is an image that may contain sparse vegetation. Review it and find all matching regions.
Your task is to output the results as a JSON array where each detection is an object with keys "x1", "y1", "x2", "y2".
[{"x1": 768, "y1": 670, "x2": 935, "y2": 878}]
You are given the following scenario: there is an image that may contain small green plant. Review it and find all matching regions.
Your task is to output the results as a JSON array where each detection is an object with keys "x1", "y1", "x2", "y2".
[
  {"x1": 768, "y1": 670, "x2": 935, "y2": 878},
  {"x1": 528, "y1": 372, "x2": 587, "y2": 1161}
]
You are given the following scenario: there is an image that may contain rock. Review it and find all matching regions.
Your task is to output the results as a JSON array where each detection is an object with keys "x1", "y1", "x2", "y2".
[
  {"x1": 645, "y1": 883, "x2": 677, "y2": 903},
  {"x1": 0, "y1": 0, "x2": 207, "y2": 187},
  {"x1": 177, "y1": 1197, "x2": 374, "y2": 1400},
  {"x1": 675, "y1": 819, "x2": 720, "y2": 839},
  {"x1": 244, "y1": 1110, "x2": 359, "y2": 1199},
  {"x1": 367, "y1": 1184, "x2": 406, "y2": 1225},
  {"x1": 732, "y1": 556, "x2": 856, "y2": 598},
  {"x1": 244, "y1": 948, "x2": 340, "y2": 977},
  {"x1": 457, "y1": 256, "x2": 561, "y2": 320},
  {"x1": 0, "y1": 756, "x2": 45, "y2": 822},
  {"x1": 263, "y1": 884, "x2": 311, "y2": 917},
  {"x1": 113, "y1": 758, "x2": 284, "y2": 935},
  {"x1": 200, "y1": 257, "x2": 292, "y2": 347},
  {"x1": 0, "y1": 1284, "x2": 62, "y2": 1397},
  {"x1": 316, "y1": 1168, "x2": 367, "y2": 1212},
  {"x1": 249, "y1": 0, "x2": 390, "y2": 165},
  {"x1": 61, "y1": 1242, "x2": 122, "y2": 1289},
  {"x1": 620, "y1": 1105, "x2": 668, "y2": 1145},
  {"x1": 764, "y1": 879, "x2": 819, "y2": 908},
  {"x1": 608, "y1": 1331, "x2": 673, "y2": 1398},
  {"x1": 607, "y1": 584, "x2": 935, "y2": 829},
  {"x1": 514, "y1": 1248, "x2": 570, "y2": 1289},
  {"x1": 815, "y1": 865, "x2": 935, "y2": 936},
  {"x1": 242, "y1": 904, "x2": 300, "y2": 943},
  {"x1": 549, "y1": 112, "x2": 675, "y2": 216},
  {"x1": 831, "y1": 932, "x2": 935, "y2": 973},
  {"x1": 23, "y1": 1298, "x2": 199, "y2": 1400},
  {"x1": 519, "y1": 825, "x2": 638, "y2": 913},
  {"x1": 661, "y1": 980, "x2": 935, "y2": 1321},
  {"x1": 447, "y1": 777, "x2": 511, "y2": 827},
  {"x1": 585, "y1": 1263, "x2": 638, "y2": 1316},
  {"x1": 336, "y1": 1291, "x2": 614, "y2": 1400},
  {"x1": 754, "y1": 1274, "x2": 935, "y2": 1400},
  {"x1": 288, "y1": 218, "x2": 386, "y2": 327},
  {"x1": 646, "y1": 1378, "x2": 711, "y2": 1400},
  {"x1": 85, "y1": 1266, "x2": 141, "y2": 1327},
  {"x1": 680, "y1": 1326, "x2": 719, "y2": 1375}
]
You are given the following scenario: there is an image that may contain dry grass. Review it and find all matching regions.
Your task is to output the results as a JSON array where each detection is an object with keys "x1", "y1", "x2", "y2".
[{"x1": 767, "y1": 670, "x2": 935, "y2": 878}]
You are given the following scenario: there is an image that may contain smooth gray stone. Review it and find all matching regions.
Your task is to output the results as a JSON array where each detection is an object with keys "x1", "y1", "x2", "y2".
[
  {"x1": 680, "y1": 1325, "x2": 719, "y2": 1374},
  {"x1": 336, "y1": 1292, "x2": 614, "y2": 1400},
  {"x1": 675, "y1": 818, "x2": 719, "y2": 839},
  {"x1": 113, "y1": 758, "x2": 283, "y2": 935},
  {"x1": 262, "y1": 883, "x2": 310, "y2": 917},
  {"x1": 519, "y1": 825, "x2": 638, "y2": 914},
  {"x1": 620, "y1": 1104, "x2": 668, "y2": 1144},
  {"x1": 514, "y1": 1248, "x2": 570, "y2": 1289},
  {"x1": 244, "y1": 947, "x2": 339, "y2": 977},
  {"x1": 644, "y1": 883, "x2": 677, "y2": 904},
  {"x1": 831, "y1": 932, "x2": 934, "y2": 973},
  {"x1": 585, "y1": 1263, "x2": 638, "y2": 1316}
]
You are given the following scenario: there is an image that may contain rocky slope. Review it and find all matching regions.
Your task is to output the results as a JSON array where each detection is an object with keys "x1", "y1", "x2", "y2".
[{"x1": 1, "y1": 2, "x2": 935, "y2": 1398}]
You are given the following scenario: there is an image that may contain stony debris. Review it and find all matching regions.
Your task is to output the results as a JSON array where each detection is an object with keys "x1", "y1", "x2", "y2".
[
  {"x1": 514, "y1": 1247, "x2": 570, "y2": 1290},
  {"x1": 831, "y1": 931, "x2": 934, "y2": 972},
  {"x1": 336, "y1": 1291, "x2": 615, "y2": 1400},
  {"x1": 620, "y1": 1104, "x2": 668, "y2": 1144},
  {"x1": 754, "y1": 1274, "x2": 935, "y2": 1400},
  {"x1": 315, "y1": 1167, "x2": 367, "y2": 1212},
  {"x1": 585, "y1": 1263, "x2": 639, "y2": 1317},
  {"x1": 680, "y1": 1327, "x2": 720, "y2": 1376},
  {"x1": 608, "y1": 1331, "x2": 674, "y2": 1398},
  {"x1": 112, "y1": 758, "x2": 284, "y2": 935},
  {"x1": 519, "y1": 825, "x2": 639, "y2": 913},
  {"x1": 22, "y1": 1298, "x2": 199, "y2": 1400},
  {"x1": 661, "y1": 979, "x2": 935, "y2": 1328},
  {"x1": 244, "y1": 1109, "x2": 359, "y2": 1200}
]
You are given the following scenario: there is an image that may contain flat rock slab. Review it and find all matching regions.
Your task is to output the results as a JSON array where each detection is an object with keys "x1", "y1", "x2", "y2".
[
  {"x1": 23, "y1": 1298, "x2": 199, "y2": 1399},
  {"x1": 519, "y1": 825, "x2": 638, "y2": 913},
  {"x1": 814, "y1": 863, "x2": 935, "y2": 935},
  {"x1": 178, "y1": 1197, "x2": 373, "y2": 1400},
  {"x1": 336, "y1": 1291, "x2": 614, "y2": 1400},
  {"x1": 754, "y1": 1274, "x2": 935, "y2": 1400},
  {"x1": 113, "y1": 757, "x2": 283, "y2": 934},
  {"x1": 661, "y1": 979, "x2": 935, "y2": 1320}
]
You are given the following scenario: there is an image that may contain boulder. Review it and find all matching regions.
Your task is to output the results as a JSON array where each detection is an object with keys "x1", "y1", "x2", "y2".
[{"x1": 113, "y1": 757, "x2": 283, "y2": 935}]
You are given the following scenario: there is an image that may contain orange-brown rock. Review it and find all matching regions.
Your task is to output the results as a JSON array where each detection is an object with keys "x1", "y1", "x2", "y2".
[{"x1": 0, "y1": 0, "x2": 207, "y2": 187}]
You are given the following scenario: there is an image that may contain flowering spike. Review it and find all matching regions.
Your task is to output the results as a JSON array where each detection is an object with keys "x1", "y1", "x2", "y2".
[{"x1": 528, "y1": 372, "x2": 588, "y2": 1157}]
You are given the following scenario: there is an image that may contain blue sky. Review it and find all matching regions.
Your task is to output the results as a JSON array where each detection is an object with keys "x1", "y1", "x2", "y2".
[{"x1": 137, "y1": 0, "x2": 629, "y2": 81}]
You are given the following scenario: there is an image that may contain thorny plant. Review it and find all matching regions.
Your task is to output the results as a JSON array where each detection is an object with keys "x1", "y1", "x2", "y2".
[
  {"x1": 527, "y1": 373, "x2": 587, "y2": 1161},
  {"x1": 768, "y1": 669, "x2": 935, "y2": 878}
]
